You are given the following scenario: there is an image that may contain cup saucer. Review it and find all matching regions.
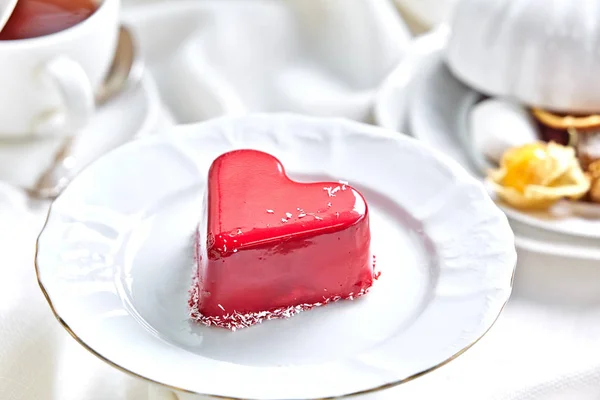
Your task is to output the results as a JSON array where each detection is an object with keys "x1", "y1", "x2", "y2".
[{"x1": 0, "y1": 73, "x2": 168, "y2": 191}]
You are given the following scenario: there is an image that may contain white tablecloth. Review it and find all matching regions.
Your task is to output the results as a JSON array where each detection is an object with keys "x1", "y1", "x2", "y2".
[{"x1": 2, "y1": 1, "x2": 600, "y2": 399}]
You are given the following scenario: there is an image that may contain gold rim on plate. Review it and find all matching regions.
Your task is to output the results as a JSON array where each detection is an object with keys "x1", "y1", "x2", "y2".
[{"x1": 35, "y1": 202, "x2": 516, "y2": 400}]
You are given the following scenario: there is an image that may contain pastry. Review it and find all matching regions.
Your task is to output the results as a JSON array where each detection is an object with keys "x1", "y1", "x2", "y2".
[
  {"x1": 532, "y1": 109, "x2": 600, "y2": 171},
  {"x1": 189, "y1": 150, "x2": 376, "y2": 330},
  {"x1": 486, "y1": 142, "x2": 590, "y2": 210}
]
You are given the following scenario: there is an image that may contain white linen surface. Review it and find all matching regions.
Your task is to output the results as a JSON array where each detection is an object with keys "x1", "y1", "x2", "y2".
[
  {"x1": 2, "y1": 1, "x2": 600, "y2": 399},
  {"x1": 123, "y1": 0, "x2": 409, "y2": 123}
]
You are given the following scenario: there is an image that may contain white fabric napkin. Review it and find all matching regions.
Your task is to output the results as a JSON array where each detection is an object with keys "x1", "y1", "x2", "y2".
[{"x1": 122, "y1": 0, "x2": 410, "y2": 124}]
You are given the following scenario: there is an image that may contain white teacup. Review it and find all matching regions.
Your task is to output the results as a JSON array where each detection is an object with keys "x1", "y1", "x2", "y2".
[{"x1": 0, "y1": 0, "x2": 120, "y2": 138}]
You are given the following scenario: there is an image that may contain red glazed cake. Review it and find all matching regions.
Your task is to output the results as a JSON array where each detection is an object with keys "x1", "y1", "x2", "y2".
[{"x1": 189, "y1": 149, "x2": 375, "y2": 330}]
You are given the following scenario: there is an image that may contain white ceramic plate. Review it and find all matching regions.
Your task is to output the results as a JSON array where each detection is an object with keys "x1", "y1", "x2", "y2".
[
  {"x1": 458, "y1": 106, "x2": 600, "y2": 241},
  {"x1": 510, "y1": 218, "x2": 600, "y2": 261},
  {"x1": 453, "y1": 95, "x2": 600, "y2": 241},
  {"x1": 492, "y1": 198, "x2": 600, "y2": 240},
  {"x1": 395, "y1": 30, "x2": 600, "y2": 242},
  {"x1": 36, "y1": 114, "x2": 516, "y2": 400}
]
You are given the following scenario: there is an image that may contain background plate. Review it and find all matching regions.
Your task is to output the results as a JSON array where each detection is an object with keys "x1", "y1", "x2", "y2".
[{"x1": 403, "y1": 33, "x2": 600, "y2": 241}]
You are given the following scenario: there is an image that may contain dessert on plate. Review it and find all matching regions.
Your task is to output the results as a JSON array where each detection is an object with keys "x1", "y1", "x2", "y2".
[
  {"x1": 446, "y1": 0, "x2": 600, "y2": 211},
  {"x1": 486, "y1": 142, "x2": 590, "y2": 209},
  {"x1": 189, "y1": 149, "x2": 376, "y2": 330}
]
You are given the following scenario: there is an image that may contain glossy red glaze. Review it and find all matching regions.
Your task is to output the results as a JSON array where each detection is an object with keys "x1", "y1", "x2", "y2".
[{"x1": 190, "y1": 150, "x2": 374, "y2": 330}]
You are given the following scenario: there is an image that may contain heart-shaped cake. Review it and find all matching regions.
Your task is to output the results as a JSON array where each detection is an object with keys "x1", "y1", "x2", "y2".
[{"x1": 189, "y1": 149, "x2": 375, "y2": 330}]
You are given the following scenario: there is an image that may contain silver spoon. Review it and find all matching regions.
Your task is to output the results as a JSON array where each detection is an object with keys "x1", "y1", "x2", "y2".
[{"x1": 30, "y1": 25, "x2": 144, "y2": 200}]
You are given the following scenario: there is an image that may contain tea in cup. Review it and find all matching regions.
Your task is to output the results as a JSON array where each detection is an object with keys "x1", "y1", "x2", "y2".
[{"x1": 1, "y1": 0, "x2": 98, "y2": 40}]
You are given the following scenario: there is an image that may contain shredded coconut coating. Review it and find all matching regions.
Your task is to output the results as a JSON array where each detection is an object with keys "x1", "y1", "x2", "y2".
[
  {"x1": 189, "y1": 281, "x2": 373, "y2": 331},
  {"x1": 189, "y1": 228, "x2": 379, "y2": 331}
]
